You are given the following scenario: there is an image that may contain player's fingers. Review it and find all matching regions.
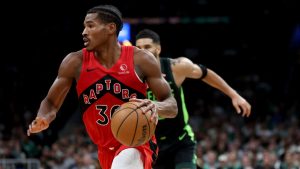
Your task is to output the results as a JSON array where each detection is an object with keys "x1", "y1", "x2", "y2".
[
  {"x1": 130, "y1": 98, "x2": 145, "y2": 108},
  {"x1": 30, "y1": 128, "x2": 42, "y2": 134},
  {"x1": 245, "y1": 111, "x2": 250, "y2": 117},
  {"x1": 29, "y1": 122, "x2": 42, "y2": 133},
  {"x1": 129, "y1": 98, "x2": 142, "y2": 102},
  {"x1": 27, "y1": 125, "x2": 32, "y2": 136},
  {"x1": 234, "y1": 104, "x2": 241, "y2": 114},
  {"x1": 28, "y1": 124, "x2": 38, "y2": 135},
  {"x1": 239, "y1": 103, "x2": 247, "y2": 116},
  {"x1": 244, "y1": 105, "x2": 251, "y2": 117},
  {"x1": 140, "y1": 100, "x2": 152, "y2": 108},
  {"x1": 141, "y1": 104, "x2": 154, "y2": 114},
  {"x1": 27, "y1": 117, "x2": 49, "y2": 136},
  {"x1": 241, "y1": 106, "x2": 246, "y2": 117},
  {"x1": 29, "y1": 124, "x2": 36, "y2": 133},
  {"x1": 141, "y1": 100, "x2": 155, "y2": 113},
  {"x1": 130, "y1": 98, "x2": 152, "y2": 109},
  {"x1": 150, "y1": 109, "x2": 158, "y2": 124},
  {"x1": 151, "y1": 115, "x2": 158, "y2": 125}
]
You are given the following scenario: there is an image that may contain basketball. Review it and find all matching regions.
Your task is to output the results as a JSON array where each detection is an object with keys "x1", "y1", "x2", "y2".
[{"x1": 111, "y1": 101, "x2": 156, "y2": 147}]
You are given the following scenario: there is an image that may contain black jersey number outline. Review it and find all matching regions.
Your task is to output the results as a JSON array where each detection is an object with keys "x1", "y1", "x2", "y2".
[{"x1": 96, "y1": 105, "x2": 120, "y2": 125}]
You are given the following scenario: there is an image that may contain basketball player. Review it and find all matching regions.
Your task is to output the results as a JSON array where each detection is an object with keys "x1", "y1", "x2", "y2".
[
  {"x1": 135, "y1": 29, "x2": 251, "y2": 169},
  {"x1": 27, "y1": 5, "x2": 178, "y2": 169}
]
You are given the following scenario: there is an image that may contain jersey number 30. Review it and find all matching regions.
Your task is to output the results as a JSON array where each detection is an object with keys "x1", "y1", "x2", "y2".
[{"x1": 96, "y1": 105, "x2": 120, "y2": 125}]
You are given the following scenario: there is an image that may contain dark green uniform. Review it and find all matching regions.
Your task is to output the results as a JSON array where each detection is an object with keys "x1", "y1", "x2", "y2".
[{"x1": 148, "y1": 58, "x2": 197, "y2": 169}]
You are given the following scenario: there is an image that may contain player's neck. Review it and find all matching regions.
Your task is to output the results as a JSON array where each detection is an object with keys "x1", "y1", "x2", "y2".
[{"x1": 94, "y1": 42, "x2": 122, "y2": 69}]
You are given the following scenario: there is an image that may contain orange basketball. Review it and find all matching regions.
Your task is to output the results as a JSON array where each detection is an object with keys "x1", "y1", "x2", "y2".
[{"x1": 111, "y1": 101, "x2": 156, "y2": 147}]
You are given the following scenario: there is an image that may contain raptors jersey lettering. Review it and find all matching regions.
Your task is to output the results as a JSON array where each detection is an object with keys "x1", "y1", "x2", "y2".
[{"x1": 76, "y1": 46, "x2": 158, "y2": 169}]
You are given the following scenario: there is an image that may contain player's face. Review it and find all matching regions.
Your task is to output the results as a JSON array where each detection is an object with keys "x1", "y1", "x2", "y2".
[
  {"x1": 82, "y1": 13, "x2": 109, "y2": 51},
  {"x1": 136, "y1": 38, "x2": 160, "y2": 59}
]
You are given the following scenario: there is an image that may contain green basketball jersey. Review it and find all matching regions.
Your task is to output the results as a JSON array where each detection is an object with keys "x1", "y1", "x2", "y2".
[{"x1": 147, "y1": 58, "x2": 194, "y2": 142}]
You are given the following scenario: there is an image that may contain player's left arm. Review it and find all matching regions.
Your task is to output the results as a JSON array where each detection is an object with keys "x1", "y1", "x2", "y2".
[{"x1": 175, "y1": 57, "x2": 251, "y2": 117}]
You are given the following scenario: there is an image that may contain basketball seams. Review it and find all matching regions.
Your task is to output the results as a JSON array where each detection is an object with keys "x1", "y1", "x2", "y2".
[
  {"x1": 130, "y1": 109, "x2": 139, "y2": 146},
  {"x1": 112, "y1": 102, "x2": 139, "y2": 122},
  {"x1": 111, "y1": 101, "x2": 156, "y2": 147},
  {"x1": 116, "y1": 107, "x2": 136, "y2": 139},
  {"x1": 112, "y1": 106, "x2": 135, "y2": 119}
]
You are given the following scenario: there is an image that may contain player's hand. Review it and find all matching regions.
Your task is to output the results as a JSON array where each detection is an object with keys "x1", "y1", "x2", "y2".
[
  {"x1": 27, "y1": 117, "x2": 50, "y2": 136},
  {"x1": 129, "y1": 98, "x2": 158, "y2": 124},
  {"x1": 232, "y1": 95, "x2": 251, "y2": 117}
]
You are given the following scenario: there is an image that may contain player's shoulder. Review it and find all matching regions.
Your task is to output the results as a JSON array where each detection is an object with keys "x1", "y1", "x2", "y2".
[
  {"x1": 133, "y1": 46, "x2": 154, "y2": 58},
  {"x1": 133, "y1": 46, "x2": 157, "y2": 63},
  {"x1": 175, "y1": 56, "x2": 192, "y2": 62},
  {"x1": 62, "y1": 50, "x2": 83, "y2": 62},
  {"x1": 170, "y1": 56, "x2": 192, "y2": 66},
  {"x1": 60, "y1": 49, "x2": 83, "y2": 69},
  {"x1": 66, "y1": 49, "x2": 83, "y2": 59}
]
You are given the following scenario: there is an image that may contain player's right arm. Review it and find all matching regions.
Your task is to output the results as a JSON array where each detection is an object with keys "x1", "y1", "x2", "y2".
[
  {"x1": 172, "y1": 56, "x2": 251, "y2": 117},
  {"x1": 27, "y1": 51, "x2": 82, "y2": 136}
]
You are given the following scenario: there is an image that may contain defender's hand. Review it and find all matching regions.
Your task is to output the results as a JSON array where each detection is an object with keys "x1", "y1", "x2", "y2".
[
  {"x1": 27, "y1": 117, "x2": 50, "y2": 136},
  {"x1": 232, "y1": 96, "x2": 251, "y2": 117}
]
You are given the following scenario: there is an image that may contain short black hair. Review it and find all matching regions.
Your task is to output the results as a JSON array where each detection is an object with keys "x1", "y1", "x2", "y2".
[
  {"x1": 136, "y1": 29, "x2": 160, "y2": 44},
  {"x1": 87, "y1": 5, "x2": 123, "y2": 35}
]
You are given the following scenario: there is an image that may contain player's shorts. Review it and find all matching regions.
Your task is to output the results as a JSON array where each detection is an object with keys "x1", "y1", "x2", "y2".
[
  {"x1": 153, "y1": 132, "x2": 197, "y2": 169},
  {"x1": 98, "y1": 136, "x2": 158, "y2": 169}
]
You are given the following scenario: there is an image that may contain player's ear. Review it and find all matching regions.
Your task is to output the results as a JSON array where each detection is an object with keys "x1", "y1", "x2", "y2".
[
  {"x1": 107, "y1": 23, "x2": 117, "y2": 35},
  {"x1": 156, "y1": 45, "x2": 161, "y2": 55}
]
